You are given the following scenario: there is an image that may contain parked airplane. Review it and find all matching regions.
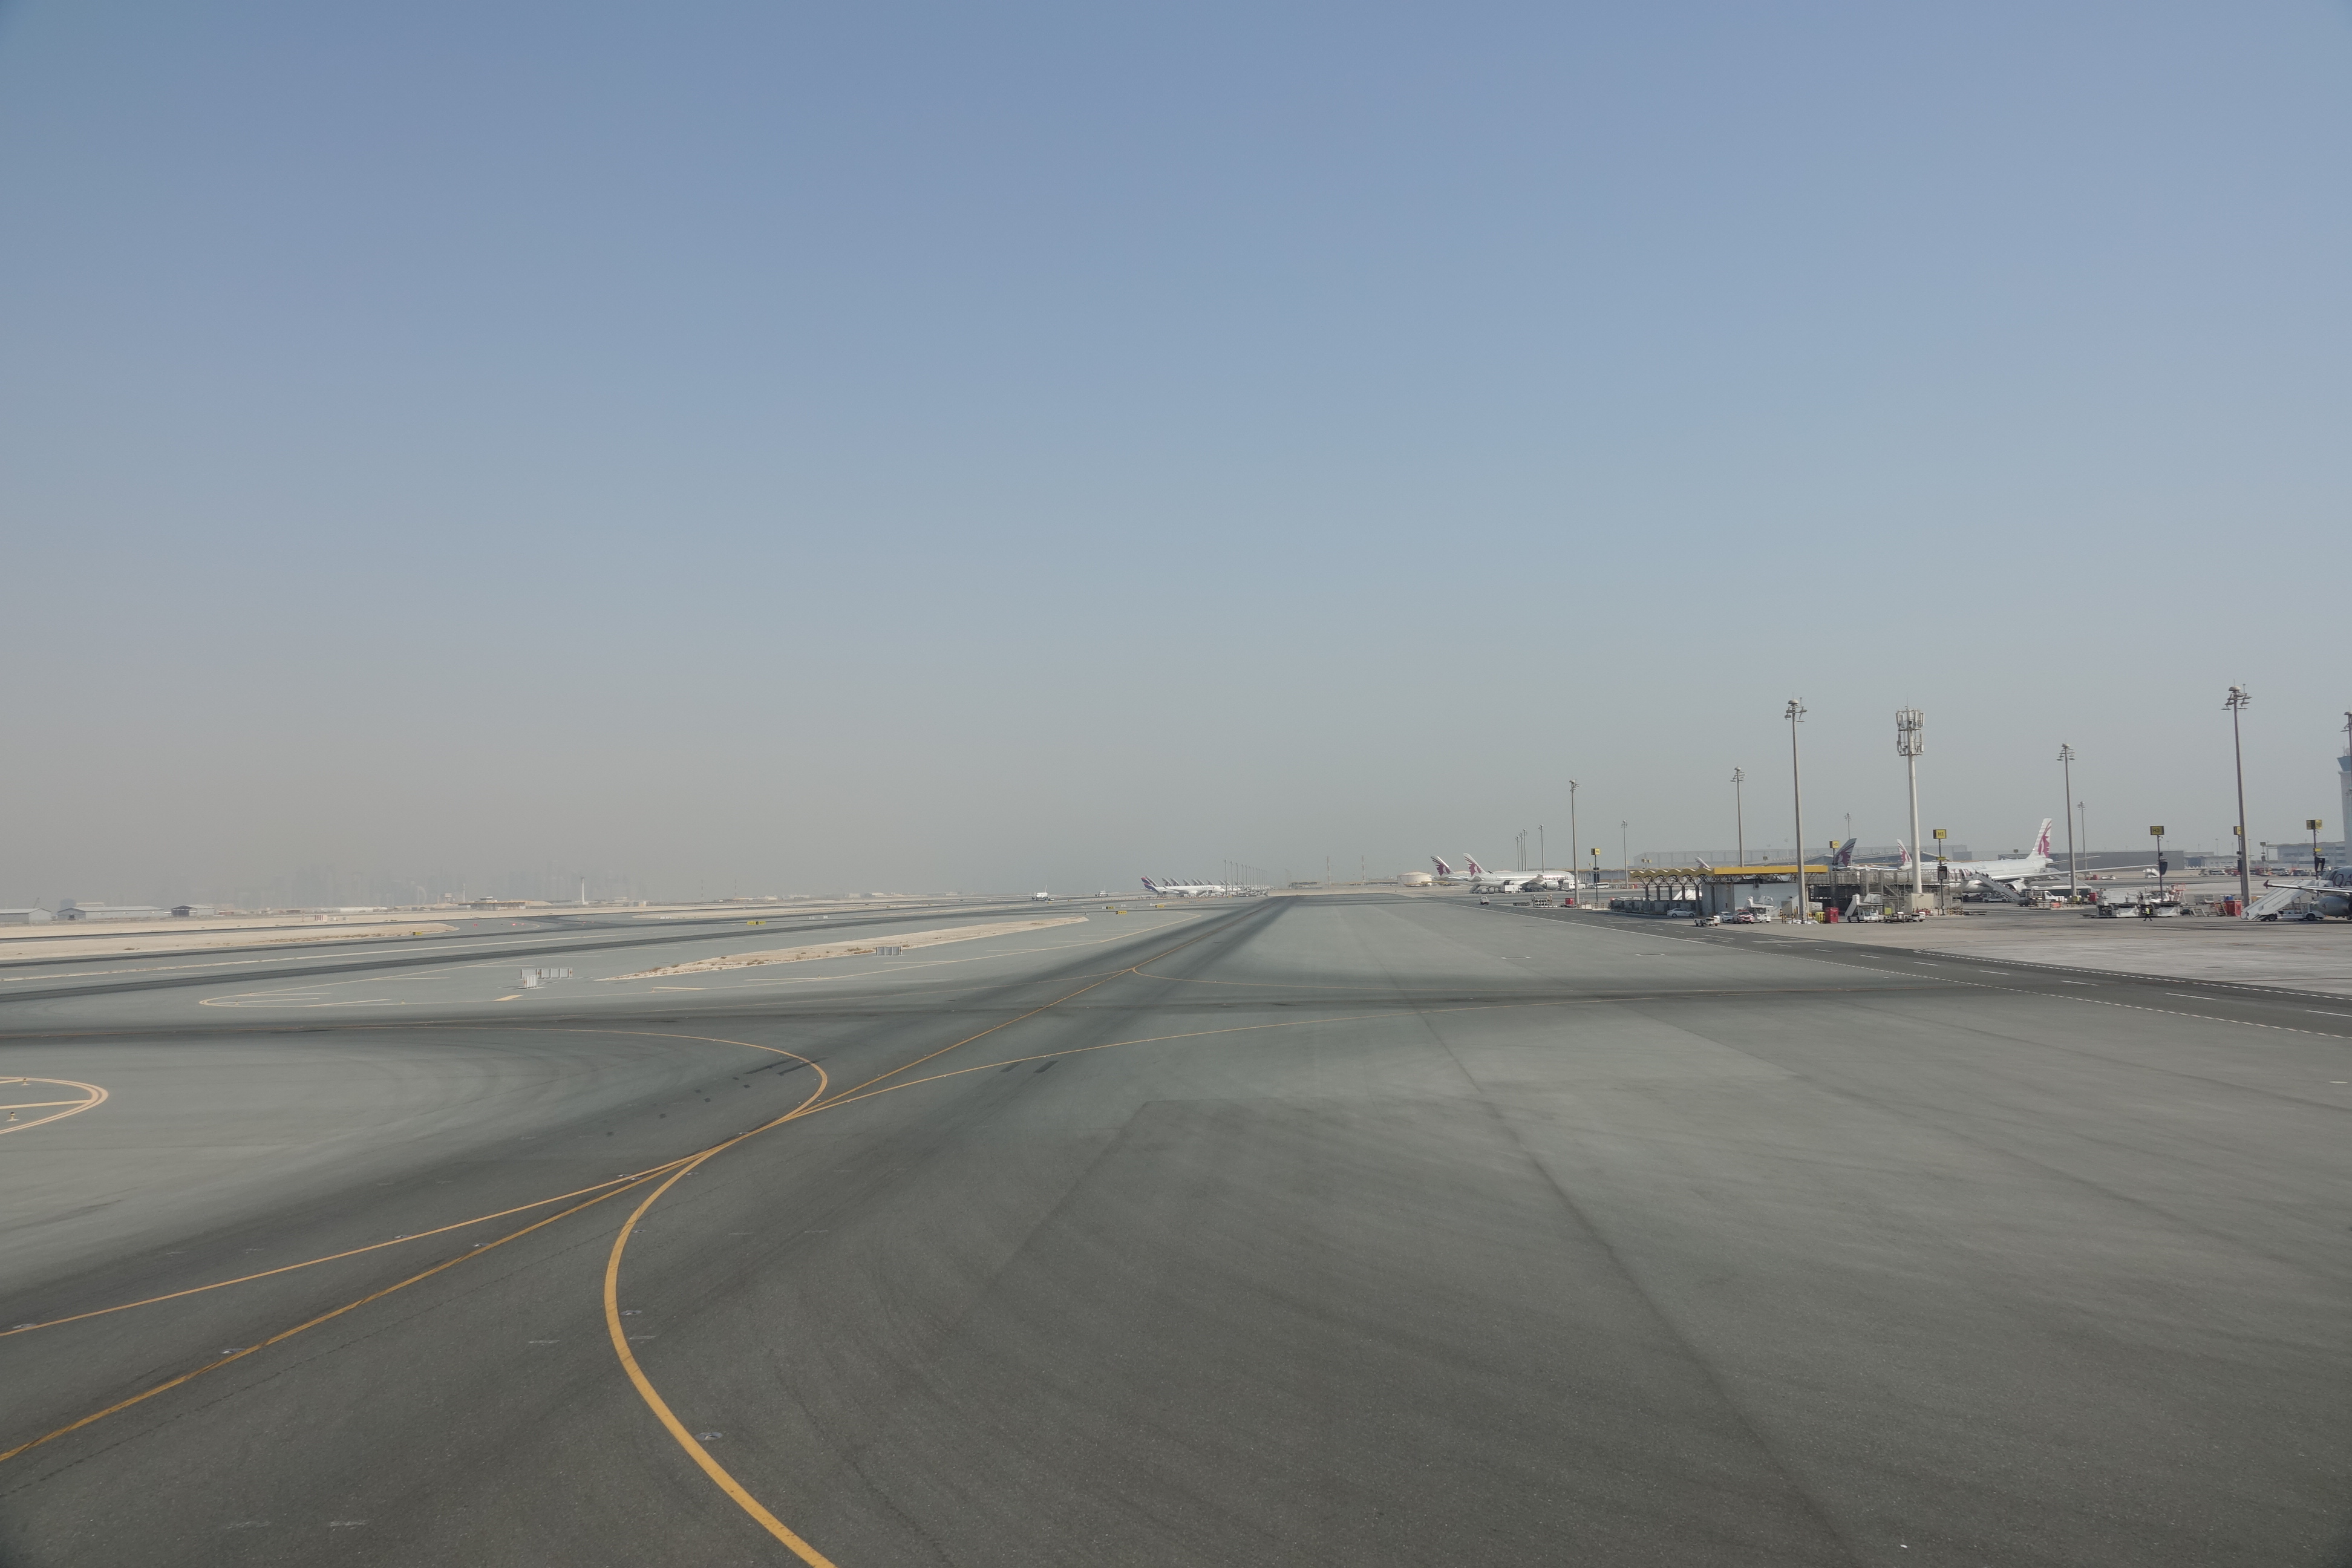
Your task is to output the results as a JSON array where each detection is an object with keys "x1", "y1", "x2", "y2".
[
  {"x1": 1460, "y1": 856, "x2": 1534, "y2": 893},
  {"x1": 1141, "y1": 876, "x2": 1228, "y2": 898},
  {"x1": 1920, "y1": 820, "x2": 2056, "y2": 890}
]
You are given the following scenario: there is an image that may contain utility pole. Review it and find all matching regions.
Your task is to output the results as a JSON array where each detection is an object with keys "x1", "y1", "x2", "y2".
[
  {"x1": 1539, "y1": 825, "x2": 1546, "y2": 875},
  {"x1": 1786, "y1": 700, "x2": 1808, "y2": 920},
  {"x1": 2057, "y1": 745, "x2": 2077, "y2": 898},
  {"x1": 1620, "y1": 821, "x2": 1628, "y2": 884},
  {"x1": 1731, "y1": 768, "x2": 1746, "y2": 866},
  {"x1": 2226, "y1": 685, "x2": 2253, "y2": 907},
  {"x1": 1898, "y1": 710, "x2": 1924, "y2": 903}
]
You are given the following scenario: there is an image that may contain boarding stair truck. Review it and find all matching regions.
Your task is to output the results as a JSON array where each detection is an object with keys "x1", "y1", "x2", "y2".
[{"x1": 2244, "y1": 883, "x2": 2317, "y2": 922}]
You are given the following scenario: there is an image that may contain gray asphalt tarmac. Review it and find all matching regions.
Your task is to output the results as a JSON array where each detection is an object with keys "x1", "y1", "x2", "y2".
[{"x1": 2, "y1": 895, "x2": 2347, "y2": 1566}]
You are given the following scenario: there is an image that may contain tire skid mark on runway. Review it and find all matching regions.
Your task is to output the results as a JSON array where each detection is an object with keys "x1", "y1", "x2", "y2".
[
  {"x1": 604, "y1": 1153, "x2": 841, "y2": 1567},
  {"x1": 605, "y1": 903, "x2": 1870, "y2": 1559},
  {"x1": 0, "y1": 1078, "x2": 107, "y2": 1136},
  {"x1": 601, "y1": 904, "x2": 1266, "y2": 1560},
  {"x1": 0, "y1": 1028, "x2": 818, "y2": 1344},
  {"x1": 604, "y1": 903, "x2": 1860, "y2": 1560},
  {"x1": 0, "y1": 1167, "x2": 681, "y2": 1342},
  {"x1": 0, "y1": 1170, "x2": 678, "y2": 1469},
  {"x1": 0, "y1": 1037, "x2": 829, "y2": 1474}
]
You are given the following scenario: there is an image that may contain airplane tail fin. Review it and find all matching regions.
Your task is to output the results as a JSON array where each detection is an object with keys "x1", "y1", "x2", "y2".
[
  {"x1": 1431, "y1": 856, "x2": 1453, "y2": 877},
  {"x1": 1465, "y1": 856, "x2": 1486, "y2": 877},
  {"x1": 1896, "y1": 839, "x2": 1912, "y2": 868},
  {"x1": 1831, "y1": 837, "x2": 1856, "y2": 867},
  {"x1": 2034, "y1": 818, "x2": 2054, "y2": 858},
  {"x1": 1140, "y1": 877, "x2": 1158, "y2": 893}
]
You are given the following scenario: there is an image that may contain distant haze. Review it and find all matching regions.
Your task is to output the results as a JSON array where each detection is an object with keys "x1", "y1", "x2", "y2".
[{"x1": 4, "y1": 2, "x2": 2347, "y2": 906}]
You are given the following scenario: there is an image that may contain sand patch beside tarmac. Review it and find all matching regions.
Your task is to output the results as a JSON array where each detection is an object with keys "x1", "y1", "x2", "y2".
[{"x1": 603, "y1": 916, "x2": 1089, "y2": 979}]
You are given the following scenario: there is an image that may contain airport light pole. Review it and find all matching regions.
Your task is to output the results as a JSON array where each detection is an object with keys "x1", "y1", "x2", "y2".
[
  {"x1": 2226, "y1": 685, "x2": 2253, "y2": 907},
  {"x1": 1731, "y1": 768, "x2": 1746, "y2": 866},
  {"x1": 1898, "y1": 710, "x2": 1924, "y2": 902},
  {"x1": 2309, "y1": 818, "x2": 2324, "y2": 872},
  {"x1": 1786, "y1": 700, "x2": 1808, "y2": 921},
  {"x1": 1568, "y1": 780, "x2": 1579, "y2": 891},
  {"x1": 1620, "y1": 821, "x2": 1628, "y2": 885},
  {"x1": 2057, "y1": 744, "x2": 2077, "y2": 899}
]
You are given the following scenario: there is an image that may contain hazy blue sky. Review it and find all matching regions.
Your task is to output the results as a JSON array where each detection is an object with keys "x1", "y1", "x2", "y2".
[{"x1": 5, "y1": 1, "x2": 2348, "y2": 903}]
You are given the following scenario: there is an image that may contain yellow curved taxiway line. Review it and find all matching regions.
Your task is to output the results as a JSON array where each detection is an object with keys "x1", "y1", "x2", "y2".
[
  {"x1": 0, "y1": 1031, "x2": 826, "y2": 1466},
  {"x1": 0, "y1": 1078, "x2": 107, "y2": 1136}
]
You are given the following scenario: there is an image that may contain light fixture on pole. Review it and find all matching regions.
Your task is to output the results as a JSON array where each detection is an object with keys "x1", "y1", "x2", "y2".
[
  {"x1": 1621, "y1": 821, "x2": 1629, "y2": 885},
  {"x1": 2057, "y1": 744, "x2": 2077, "y2": 899},
  {"x1": 2308, "y1": 818, "x2": 2324, "y2": 874},
  {"x1": 2225, "y1": 685, "x2": 2252, "y2": 907},
  {"x1": 1731, "y1": 768, "x2": 1746, "y2": 867},
  {"x1": 1896, "y1": 710, "x2": 1924, "y2": 903},
  {"x1": 1786, "y1": 700, "x2": 1808, "y2": 920},
  {"x1": 2151, "y1": 824, "x2": 2166, "y2": 891}
]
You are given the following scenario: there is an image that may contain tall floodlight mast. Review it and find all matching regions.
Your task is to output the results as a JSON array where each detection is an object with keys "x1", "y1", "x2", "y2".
[
  {"x1": 1896, "y1": 710, "x2": 1924, "y2": 903},
  {"x1": 1731, "y1": 768, "x2": 1746, "y2": 867},
  {"x1": 1786, "y1": 700, "x2": 1808, "y2": 921},
  {"x1": 2225, "y1": 685, "x2": 2253, "y2": 908},
  {"x1": 1568, "y1": 780, "x2": 1579, "y2": 893},
  {"x1": 2057, "y1": 744, "x2": 2078, "y2": 898}
]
